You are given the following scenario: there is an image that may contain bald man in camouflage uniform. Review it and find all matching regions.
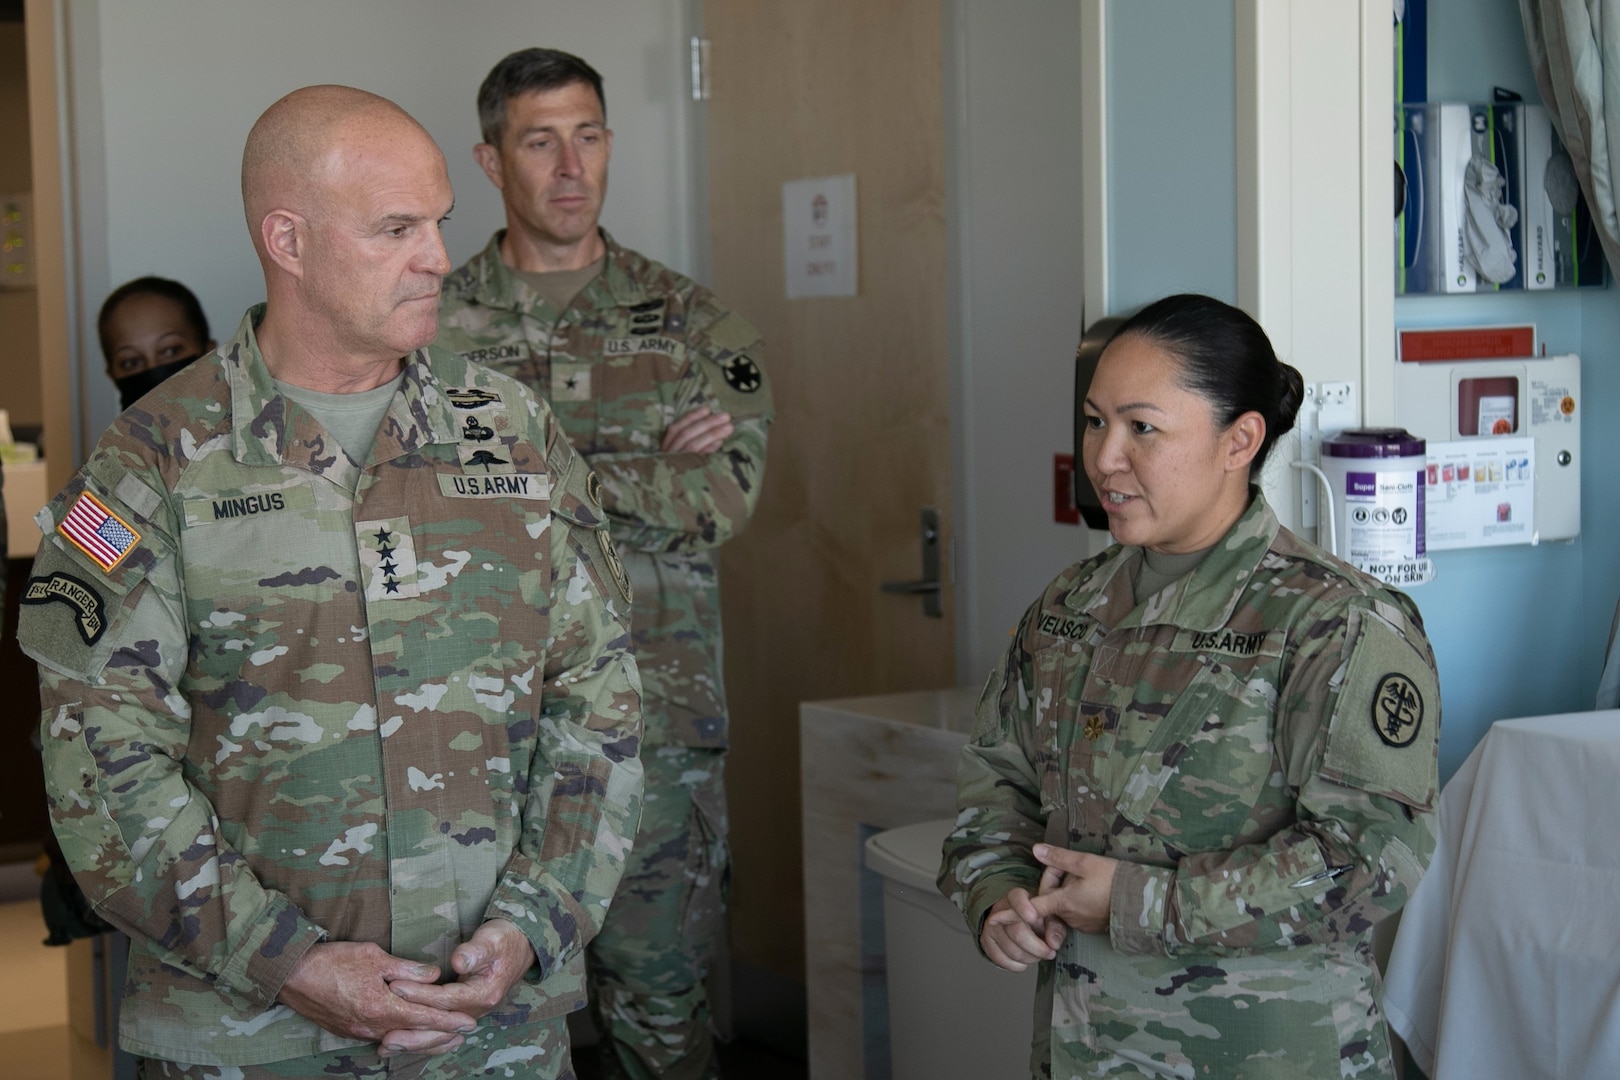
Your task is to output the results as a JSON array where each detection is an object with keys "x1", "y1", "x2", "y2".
[
  {"x1": 941, "y1": 491, "x2": 1440, "y2": 1079},
  {"x1": 437, "y1": 49, "x2": 769, "y2": 1080},
  {"x1": 19, "y1": 86, "x2": 642, "y2": 1079}
]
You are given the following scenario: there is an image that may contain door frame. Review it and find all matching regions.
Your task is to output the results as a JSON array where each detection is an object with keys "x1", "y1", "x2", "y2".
[
  {"x1": 1235, "y1": 0, "x2": 1394, "y2": 533},
  {"x1": 24, "y1": 0, "x2": 77, "y2": 494}
]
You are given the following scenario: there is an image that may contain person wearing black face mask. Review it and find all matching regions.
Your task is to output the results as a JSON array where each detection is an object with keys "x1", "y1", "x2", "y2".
[{"x1": 98, "y1": 276, "x2": 215, "y2": 411}]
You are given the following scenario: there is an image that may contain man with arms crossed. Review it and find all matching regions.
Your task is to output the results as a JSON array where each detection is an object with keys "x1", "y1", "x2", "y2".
[
  {"x1": 439, "y1": 48, "x2": 771, "y2": 1080},
  {"x1": 20, "y1": 85, "x2": 642, "y2": 1079}
]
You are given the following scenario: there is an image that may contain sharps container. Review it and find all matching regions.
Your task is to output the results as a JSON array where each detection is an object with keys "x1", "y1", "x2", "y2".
[
  {"x1": 1321, "y1": 427, "x2": 1427, "y2": 575},
  {"x1": 864, "y1": 818, "x2": 1036, "y2": 1080}
]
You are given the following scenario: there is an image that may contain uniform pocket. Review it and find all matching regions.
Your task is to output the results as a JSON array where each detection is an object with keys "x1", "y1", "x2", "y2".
[
  {"x1": 20, "y1": 512, "x2": 174, "y2": 683},
  {"x1": 678, "y1": 772, "x2": 730, "y2": 947},
  {"x1": 1114, "y1": 659, "x2": 1276, "y2": 852},
  {"x1": 1032, "y1": 640, "x2": 1098, "y2": 815}
]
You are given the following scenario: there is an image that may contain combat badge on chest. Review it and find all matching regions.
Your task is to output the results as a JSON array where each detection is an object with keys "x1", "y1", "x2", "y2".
[
  {"x1": 627, "y1": 297, "x2": 667, "y2": 336},
  {"x1": 21, "y1": 572, "x2": 106, "y2": 645},
  {"x1": 445, "y1": 386, "x2": 512, "y2": 473},
  {"x1": 441, "y1": 387, "x2": 552, "y2": 498}
]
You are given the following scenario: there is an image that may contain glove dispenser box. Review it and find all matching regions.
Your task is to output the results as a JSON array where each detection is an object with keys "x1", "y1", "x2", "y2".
[
  {"x1": 1393, "y1": 352, "x2": 1579, "y2": 543},
  {"x1": 1396, "y1": 103, "x2": 1606, "y2": 293}
]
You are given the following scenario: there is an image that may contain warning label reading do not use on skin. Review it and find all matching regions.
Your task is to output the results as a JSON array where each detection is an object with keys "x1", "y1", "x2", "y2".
[
  {"x1": 1344, "y1": 469, "x2": 1425, "y2": 562},
  {"x1": 1343, "y1": 469, "x2": 1434, "y2": 586}
]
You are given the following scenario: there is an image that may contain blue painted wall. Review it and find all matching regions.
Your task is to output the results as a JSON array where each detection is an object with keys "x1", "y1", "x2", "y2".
[
  {"x1": 1105, "y1": 0, "x2": 1616, "y2": 783},
  {"x1": 1580, "y1": 293, "x2": 1620, "y2": 700},
  {"x1": 1398, "y1": 0, "x2": 1613, "y2": 781},
  {"x1": 1107, "y1": 3, "x2": 1237, "y2": 312}
]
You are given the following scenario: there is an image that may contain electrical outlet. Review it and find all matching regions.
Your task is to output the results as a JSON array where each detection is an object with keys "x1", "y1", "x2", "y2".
[
  {"x1": 1319, "y1": 381, "x2": 1353, "y2": 408},
  {"x1": 1316, "y1": 381, "x2": 1359, "y2": 437},
  {"x1": 1297, "y1": 380, "x2": 1359, "y2": 534}
]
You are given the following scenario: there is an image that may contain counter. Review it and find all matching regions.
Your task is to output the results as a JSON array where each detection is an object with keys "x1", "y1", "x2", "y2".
[{"x1": 799, "y1": 686, "x2": 980, "y2": 1079}]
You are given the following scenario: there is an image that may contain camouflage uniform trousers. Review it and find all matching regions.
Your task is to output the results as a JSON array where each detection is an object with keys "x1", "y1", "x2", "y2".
[
  {"x1": 589, "y1": 745, "x2": 729, "y2": 1080},
  {"x1": 135, "y1": 1015, "x2": 573, "y2": 1079}
]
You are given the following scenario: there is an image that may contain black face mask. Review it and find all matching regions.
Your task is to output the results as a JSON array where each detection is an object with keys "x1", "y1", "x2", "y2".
[{"x1": 114, "y1": 354, "x2": 202, "y2": 411}]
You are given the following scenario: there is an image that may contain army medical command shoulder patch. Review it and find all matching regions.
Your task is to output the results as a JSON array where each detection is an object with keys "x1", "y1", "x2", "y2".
[
  {"x1": 1319, "y1": 609, "x2": 1439, "y2": 810},
  {"x1": 22, "y1": 572, "x2": 107, "y2": 645},
  {"x1": 58, "y1": 491, "x2": 140, "y2": 572},
  {"x1": 1372, "y1": 672, "x2": 1423, "y2": 748}
]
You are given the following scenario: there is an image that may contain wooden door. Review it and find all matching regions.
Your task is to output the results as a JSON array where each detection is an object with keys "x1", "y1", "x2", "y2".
[{"x1": 704, "y1": 0, "x2": 954, "y2": 1009}]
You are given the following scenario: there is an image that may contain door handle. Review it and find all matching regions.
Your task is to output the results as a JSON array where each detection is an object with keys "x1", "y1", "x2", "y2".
[{"x1": 880, "y1": 507, "x2": 943, "y2": 618}]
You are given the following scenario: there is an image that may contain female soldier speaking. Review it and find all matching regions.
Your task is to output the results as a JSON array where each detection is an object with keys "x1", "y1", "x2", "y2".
[{"x1": 940, "y1": 293, "x2": 1440, "y2": 1079}]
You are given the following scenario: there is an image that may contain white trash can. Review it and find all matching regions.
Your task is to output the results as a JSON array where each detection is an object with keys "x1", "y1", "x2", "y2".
[{"x1": 864, "y1": 818, "x2": 1037, "y2": 1080}]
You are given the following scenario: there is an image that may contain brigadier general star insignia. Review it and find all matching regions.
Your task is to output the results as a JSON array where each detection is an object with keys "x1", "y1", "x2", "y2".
[{"x1": 447, "y1": 387, "x2": 501, "y2": 410}]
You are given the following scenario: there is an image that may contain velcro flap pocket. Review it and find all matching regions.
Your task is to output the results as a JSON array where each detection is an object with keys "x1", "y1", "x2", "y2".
[
  {"x1": 19, "y1": 475, "x2": 173, "y2": 681},
  {"x1": 1320, "y1": 606, "x2": 1440, "y2": 810}
]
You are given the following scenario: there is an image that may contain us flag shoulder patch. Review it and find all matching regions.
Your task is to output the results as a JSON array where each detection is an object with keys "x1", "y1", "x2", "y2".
[{"x1": 59, "y1": 491, "x2": 141, "y2": 572}]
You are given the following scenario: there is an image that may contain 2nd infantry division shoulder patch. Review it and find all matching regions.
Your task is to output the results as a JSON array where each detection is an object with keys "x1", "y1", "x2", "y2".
[{"x1": 721, "y1": 354, "x2": 763, "y2": 393}]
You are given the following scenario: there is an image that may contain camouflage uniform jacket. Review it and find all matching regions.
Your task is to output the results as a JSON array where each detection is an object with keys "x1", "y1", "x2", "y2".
[
  {"x1": 940, "y1": 493, "x2": 1440, "y2": 1078},
  {"x1": 18, "y1": 308, "x2": 644, "y2": 1066},
  {"x1": 438, "y1": 230, "x2": 771, "y2": 748}
]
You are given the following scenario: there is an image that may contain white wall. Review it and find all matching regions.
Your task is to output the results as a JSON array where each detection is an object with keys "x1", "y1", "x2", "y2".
[
  {"x1": 65, "y1": 0, "x2": 697, "y2": 460},
  {"x1": 946, "y1": 1, "x2": 1090, "y2": 684}
]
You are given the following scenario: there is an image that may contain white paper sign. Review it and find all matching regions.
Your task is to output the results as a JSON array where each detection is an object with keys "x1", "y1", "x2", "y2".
[
  {"x1": 1424, "y1": 436, "x2": 1535, "y2": 549},
  {"x1": 783, "y1": 174, "x2": 857, "y2": 298}
]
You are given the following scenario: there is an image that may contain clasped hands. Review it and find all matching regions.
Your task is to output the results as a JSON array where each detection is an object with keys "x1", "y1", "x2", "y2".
[
  {"x1": 662, "y1": 405, "x2": 732, "y2": 453},
  {"x1": 980, "y1": 844, "x2": 1119, "y2": 973},
  {"x1": 277, "y1": 918, "x2": 536, "y2": 1058}
]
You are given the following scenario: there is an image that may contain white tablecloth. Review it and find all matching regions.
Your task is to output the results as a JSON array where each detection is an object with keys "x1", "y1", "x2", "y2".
[{"x1": 1382, "y1": 710, "x2": 1620, "y2": 1079}]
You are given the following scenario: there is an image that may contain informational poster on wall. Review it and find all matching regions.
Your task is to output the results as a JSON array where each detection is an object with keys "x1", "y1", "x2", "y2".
[
  {"x1": 783, "y1": 174, "x2": 858, "y2": 299},
  {"x1": 1424, "y1": 436, "x2": 1535, "y2": 549}
]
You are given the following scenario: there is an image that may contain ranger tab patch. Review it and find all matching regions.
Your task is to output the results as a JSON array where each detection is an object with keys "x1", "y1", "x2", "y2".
[
  {"x1": 22, "y1": 572, "x2": 107, "y2": 645},
  {"x1": 58, "y1": 491, "x2": 140, "y2": 572}
]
